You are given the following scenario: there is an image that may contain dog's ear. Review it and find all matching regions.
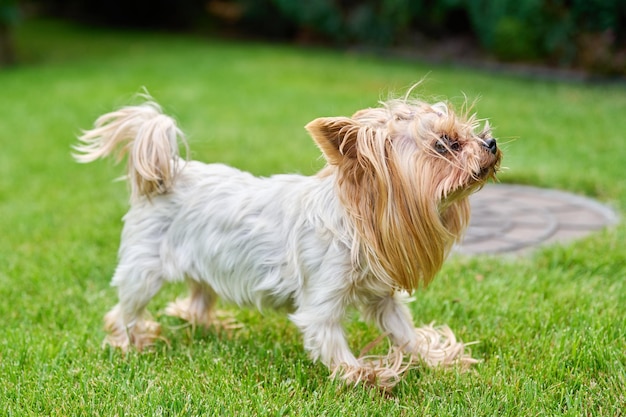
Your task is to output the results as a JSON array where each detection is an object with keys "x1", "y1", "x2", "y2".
[{"x1": 305, "y1": 117, "x2": 359, "y2": 165}]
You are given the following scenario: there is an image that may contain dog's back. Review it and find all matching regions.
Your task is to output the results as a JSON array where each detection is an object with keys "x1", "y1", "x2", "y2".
[{"x1": 129, "y1": 160, "x2": 350, "y2": 310}]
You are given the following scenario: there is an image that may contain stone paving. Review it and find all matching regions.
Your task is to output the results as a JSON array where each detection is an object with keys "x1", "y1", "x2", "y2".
[{"x1": 456, "y1": 184, "x2": 619, "y2": 256}]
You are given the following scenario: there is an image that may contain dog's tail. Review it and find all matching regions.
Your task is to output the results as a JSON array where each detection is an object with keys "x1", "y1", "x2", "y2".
[{"x1": 73, "y1": 100, "x2": 187, "y2": 200}]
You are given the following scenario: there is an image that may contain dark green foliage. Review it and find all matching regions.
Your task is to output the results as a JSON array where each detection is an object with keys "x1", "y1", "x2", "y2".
[
  {"x1": 33, "y1": 0, "x2": 626, "y2": 74},
  {"x1": 267, "y1": 0, "x2": 420, "y2": 45},
  {"x1": 0, "y1": 0, "x2": 19, "y2": 66},
  {"x1": 0, "y1": 0, "x2": 19, "y2": 24},
  {"x1": 41, "y1": 0, "x2": 207, "y2": 29},
  {"x1": 462, "y1": 0, "x2": 625, "y2": 74},
  {"x1": 254, "y1": 0, "x2": 626, "y2": 74}
]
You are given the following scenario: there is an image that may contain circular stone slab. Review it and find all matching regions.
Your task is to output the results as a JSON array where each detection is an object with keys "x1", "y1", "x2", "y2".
[{"x1": 456, "y1": 184, "x2": 619, "y2": 256}]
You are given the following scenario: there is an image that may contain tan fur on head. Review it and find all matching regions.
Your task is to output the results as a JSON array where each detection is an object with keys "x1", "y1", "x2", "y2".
[
  {"x1": 307, "y1": 98, "x2": 501, "y2": 292},
  {"x1": 73, "y1": 99, "x2": 187, "y2": 201}
]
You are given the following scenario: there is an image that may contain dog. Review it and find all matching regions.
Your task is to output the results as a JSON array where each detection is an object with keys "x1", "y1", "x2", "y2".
[{"x1": 74, "y1": 91, "x2": 501, "y2": 389}]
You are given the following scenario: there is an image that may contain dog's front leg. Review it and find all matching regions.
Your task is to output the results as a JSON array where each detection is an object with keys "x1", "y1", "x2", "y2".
[
  {"x1": 291, "y1": 295, "x2": 409, "y2": 388},
  {"x1": 290, "y1": 305, "x2": 359, "y2": 371},
  {"x1": 361, "y1": 292, "x2": 418, "y2": 352},
  {"x1": 288, "y1": 293, "x2": 407, "y2": 388},
  {"x1": 362, "y1": 292, "x2": 476, "y2": 368},
  {"x1": 291, "y1": 292, "x2": 415, "y2": 389}
]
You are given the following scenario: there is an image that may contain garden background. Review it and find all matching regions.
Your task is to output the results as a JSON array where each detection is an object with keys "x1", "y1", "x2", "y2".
[{"x1": 0, "y1": 1, "x2": 625, "y2": 415}]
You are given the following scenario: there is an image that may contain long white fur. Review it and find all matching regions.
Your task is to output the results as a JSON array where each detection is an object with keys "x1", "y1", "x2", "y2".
[
  {"x1": 75, "y1": 97, "x2": 486, "y2": 387},
  {"x1": 108, "y1": 159, "x2": 412, "y2": 368}
]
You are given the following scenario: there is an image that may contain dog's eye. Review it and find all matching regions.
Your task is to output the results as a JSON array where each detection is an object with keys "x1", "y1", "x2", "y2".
[
  {"x1": 435, "y1": 135, "x2": 460, "y2": 154},
  {"x1": 435, "y1": 139, "x2": 448, "y2": 154}
]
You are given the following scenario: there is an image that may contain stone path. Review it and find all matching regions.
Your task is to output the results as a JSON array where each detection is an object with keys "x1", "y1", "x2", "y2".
[{"x1": 457, "y1": 184, "x2": 619, "y2": 256}]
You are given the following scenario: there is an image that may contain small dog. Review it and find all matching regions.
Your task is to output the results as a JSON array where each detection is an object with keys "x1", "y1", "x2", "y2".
[{"x1": 74, "y1": 91, "x2": 501, "y2": 389}]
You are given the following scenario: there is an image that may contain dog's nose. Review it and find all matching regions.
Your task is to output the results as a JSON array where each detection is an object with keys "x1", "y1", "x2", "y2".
[{"x1": 484, "y1": 138, "x2": 497, "y2": 154}]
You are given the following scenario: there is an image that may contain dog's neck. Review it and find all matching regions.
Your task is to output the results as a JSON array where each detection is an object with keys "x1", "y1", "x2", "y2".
[{"x1": 323, "y1": 166, "x2": 471, "y2": 293}]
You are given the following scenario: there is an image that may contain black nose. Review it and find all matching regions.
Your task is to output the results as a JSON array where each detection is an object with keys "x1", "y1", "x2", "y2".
[{"x1": 484, "y1": 138, "x2": 497, "y2": 154}]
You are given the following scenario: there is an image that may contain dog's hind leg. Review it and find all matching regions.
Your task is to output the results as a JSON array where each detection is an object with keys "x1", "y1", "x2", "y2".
[
  {"x1": 104, "y1": 262, "x2": 165, "y2": 351},
  {"x1": 165, "y1": 279, "x2": 217, "y2": 328},
  {"x1": 165, "y1": 279, "x2": 242, "y2": 332}
]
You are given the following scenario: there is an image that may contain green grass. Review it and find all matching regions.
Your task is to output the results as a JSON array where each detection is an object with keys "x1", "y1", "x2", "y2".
[{"x1": 1, "y1": 19, "x2": 625, "y2": 416}]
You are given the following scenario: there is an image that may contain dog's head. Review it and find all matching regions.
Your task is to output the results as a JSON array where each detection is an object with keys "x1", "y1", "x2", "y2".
[{"x1": 306, "y1": 98, "x2": 502, "y2": 292}]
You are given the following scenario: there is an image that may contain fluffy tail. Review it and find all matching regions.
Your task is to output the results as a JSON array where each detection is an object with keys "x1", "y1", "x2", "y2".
[{"x1": 73, "y1": 100, "x2": 187, "y2": 200}]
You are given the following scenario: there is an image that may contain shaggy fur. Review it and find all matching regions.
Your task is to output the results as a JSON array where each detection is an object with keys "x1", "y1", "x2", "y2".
[{"x1": 74, "y1": 92, "x2": 501, "y2": 389}]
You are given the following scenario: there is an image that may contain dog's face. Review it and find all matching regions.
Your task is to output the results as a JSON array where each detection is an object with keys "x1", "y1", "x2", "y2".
[
  {"x1": 306, "y1": 99, "x2": 502, "y2": 292},
  {"x1": 308, "y1": 100, "x2": 501, "y2": 204}
]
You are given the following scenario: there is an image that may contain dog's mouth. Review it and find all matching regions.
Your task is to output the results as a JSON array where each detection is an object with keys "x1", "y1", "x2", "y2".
[
  {"x1": 472, "y1": 159, "x2": 500, "y2": 185},
  {"x1": 478, "y1": 166, "x2": 494, "y2": 179},
  {"x1": 477, "y1": 148, "x2": 502, "y2": 182}
]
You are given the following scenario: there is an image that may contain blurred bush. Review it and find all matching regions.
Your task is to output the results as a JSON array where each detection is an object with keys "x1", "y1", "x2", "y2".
[
  {"x1": 0, "y1": 0, "x2": 19, "y2": 66},
  {"x1": 232, "y1": 0, "x2": 625, "y2": 75},
  {"x1": 39, "y1": 0, "x2": 626, "y2": 76},
  {"x1": 463, "y1": 0, "x2": 625, "y2": 75},
  {"x1": 41, "y1": 0, "x2": 208, "y2": 29}
]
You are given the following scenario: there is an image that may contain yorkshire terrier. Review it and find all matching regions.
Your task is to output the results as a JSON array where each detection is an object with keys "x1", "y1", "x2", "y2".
[{"x1": 74, "y1": 91, "x2": 501, "y2": 389}]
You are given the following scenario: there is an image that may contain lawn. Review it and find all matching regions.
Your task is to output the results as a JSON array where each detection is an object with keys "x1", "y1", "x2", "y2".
[{"x1": 0, "y1": 19, "x2": 625, "y2": 416}]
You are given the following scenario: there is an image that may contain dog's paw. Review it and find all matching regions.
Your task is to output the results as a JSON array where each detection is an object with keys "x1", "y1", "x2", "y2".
[
  {"x1": 130, "y1": 319, "x2": 162, "y2": 351},
  {"x1": 165, "y1": 298, "x2": 213, "y2": 327},
  {"x1": 103, "y1": 307, "x2": 163, "y2": 351},
  {"x1": 410, "y1": 324, "x2": 479, "y2": 369},
  {"x1": 331, "y1": 347, "x2": 410, "y2": 392},
  {"x1": 165, "y1": 299, "x2": 242, "y2": 332},
  {"x1": 332, "y1": 361, "x2": 404, "y2": 392},
  {"x1": 103, "y1": 319, "x2": 162, "y2": 352}
]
